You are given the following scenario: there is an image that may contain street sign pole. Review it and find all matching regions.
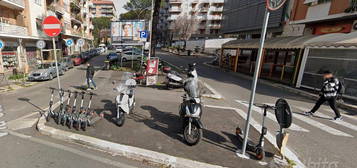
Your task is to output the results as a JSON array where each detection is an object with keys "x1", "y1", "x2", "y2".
[
  {"x1": 240, "y1": 9, "x2": 270, "y2": 157},
  {"x1": 52, "y1": 37, "x2": 61, "y2": 90}
]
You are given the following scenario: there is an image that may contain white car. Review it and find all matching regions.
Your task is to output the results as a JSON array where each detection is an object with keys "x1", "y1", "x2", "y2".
[{"x1": 121, "y1": 51, "x2": 142, "y2": 62}]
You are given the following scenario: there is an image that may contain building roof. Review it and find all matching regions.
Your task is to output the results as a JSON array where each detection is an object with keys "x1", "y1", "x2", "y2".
[{"x1": 93, "y1": 1, "x2": 114, "y2": 5}]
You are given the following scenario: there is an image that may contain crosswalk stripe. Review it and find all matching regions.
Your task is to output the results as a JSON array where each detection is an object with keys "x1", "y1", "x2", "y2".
[
  {"x1": 290, "y1": 107, "x2": 353, "y2": 137},
  {"x1": 235, "y1": 100, "x2": 309, "y2": 133},
  {"x1": 322, "y1": 107, "x2": 357, "y2": 122},
  {"x1": 204, "y1": 104, "x2": 306, "y2": 168},
  {"x1": 296, "y1": 107, "x2": 357, "y2": 132}
]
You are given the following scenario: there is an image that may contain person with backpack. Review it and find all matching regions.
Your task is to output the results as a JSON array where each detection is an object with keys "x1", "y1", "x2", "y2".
[
  {"x1": 305, "y1": 71, "x2": 343, "y2": 120},
  {"x1": 86, "y1": 63, "x2": 96, "y2": 90}
]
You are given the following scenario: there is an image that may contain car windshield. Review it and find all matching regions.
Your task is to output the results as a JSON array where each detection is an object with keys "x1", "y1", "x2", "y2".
[{"x1": 38, "y1": 64, "x2": 51, "y2": 69}]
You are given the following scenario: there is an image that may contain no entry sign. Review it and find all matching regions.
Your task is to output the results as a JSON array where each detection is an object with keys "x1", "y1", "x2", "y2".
[
  {"x1": 43, "y1": 16, "x2": 61, "y2": 37},
  {"x1": 266, "y1": 0, "x2": 287, "y2": 11}
]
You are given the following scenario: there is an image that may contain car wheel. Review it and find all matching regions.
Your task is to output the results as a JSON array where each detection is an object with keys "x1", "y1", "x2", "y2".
[
  {"x1": 122, "y1": 58, "x2": 127, "y2": 62},
  {"x1": 49, "y1": 74, "x2": 53, "y2": 80}
]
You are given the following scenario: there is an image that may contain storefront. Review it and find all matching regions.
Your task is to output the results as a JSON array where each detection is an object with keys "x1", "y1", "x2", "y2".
[
  {"x1": 0, "y1": 40, "x2": 20, "y2": 72},
  {"x1": 221, "y1": 36, "x2": 314, "y2": 85},
  {"x1": 296, "y1": 32, "x2": 357, "y2": 100}
]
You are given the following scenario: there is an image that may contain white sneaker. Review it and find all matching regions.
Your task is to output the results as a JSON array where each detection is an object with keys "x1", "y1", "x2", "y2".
[{"x1": 334, "y1": 116, "x2": 343, "y2": 121}]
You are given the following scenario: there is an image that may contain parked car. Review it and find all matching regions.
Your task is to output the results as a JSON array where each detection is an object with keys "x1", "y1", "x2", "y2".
[
  {"x1": 107, "y1": 52, "x2": 120, "y2": 62},
  {"x1": 51, "y1": 62, "x2": 65, "y2": 75},
  {"x1": 72, "y1": 54, "x2": 84, "y2": 66},
  {"x1": 61, "y1": 57, "x2": 74, "y2": 71},
  {"x1": 121, "y1": 51, "x2": 142, "y2": 62},
  {"x1": 28, "y1": 63, "x2": 58, "y2": 81}
]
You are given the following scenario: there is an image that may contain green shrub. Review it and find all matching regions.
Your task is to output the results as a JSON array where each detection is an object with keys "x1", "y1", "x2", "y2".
[{"x1": 8, "y1": 74, "x2": 27, "y2": 80}]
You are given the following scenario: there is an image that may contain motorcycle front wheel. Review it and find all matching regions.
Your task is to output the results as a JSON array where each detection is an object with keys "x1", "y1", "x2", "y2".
[
  {"x1": 115, "y1": 111, "x2": 126, "y2": 127},
  {"x1": 183, "y1": 122, "x2": 202, "y2": 146}
]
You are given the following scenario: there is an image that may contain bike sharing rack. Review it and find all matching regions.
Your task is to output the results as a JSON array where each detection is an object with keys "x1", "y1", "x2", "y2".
[
  {"x1": 46, "y1": 88, "x2": 102, "y2": 131},
  {"x1": 235, "y1": 98, "x2": 292, "y2": 161}
]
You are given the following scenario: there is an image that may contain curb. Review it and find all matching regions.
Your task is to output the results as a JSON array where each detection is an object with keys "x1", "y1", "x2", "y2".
[
  {"x1": 202, "y1": 63, "x2": 357, "y2": 112},
  {"x1": 37, "y1": 104, "x2": 225, "y2": 168}
]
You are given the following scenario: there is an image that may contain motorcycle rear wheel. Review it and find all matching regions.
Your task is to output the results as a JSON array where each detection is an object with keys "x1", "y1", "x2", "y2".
[{"x1": 183, "y1": 123, "x2": 202, "y2": 146}]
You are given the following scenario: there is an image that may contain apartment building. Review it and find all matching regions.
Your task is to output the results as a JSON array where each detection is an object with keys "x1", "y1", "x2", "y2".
[
  {"x1": 0, "y1": 0, "x2": 94, "y2": 73},
  {"x1": 90, "y1": 0, "x2": 116, "y2": 19},
  {"x1": 166, "y1": 0, "x2": 224, "y2": 39}
]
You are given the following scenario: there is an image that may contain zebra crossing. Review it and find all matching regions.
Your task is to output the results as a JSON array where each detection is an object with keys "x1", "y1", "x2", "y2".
[
  {"x1": 234, "y1": 99, "x2": 356, "y2": 138},
  {"x1": 0, "y1": 105, "x2": 8, "y2": 138}
]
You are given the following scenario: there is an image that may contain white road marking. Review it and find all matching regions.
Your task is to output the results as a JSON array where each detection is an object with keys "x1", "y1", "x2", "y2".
[
  {"x1": 289, "y1": 107, "x2": 353, "y2": 137},
  {"x1": 235, "y1": 100, "x2": 309, "y2": 133},
  {"x1": 296, "y1": 107, "x2": 357, "y2": 132},
  {"x1": 204, "y1": 104, "x2": 306, "y2": 168},
  {"x1": 8, "y1": 130, "x2": 138, "y2": 168},
  {"x1": 322, "y1": 107, "x2": 357, "y2": 121}
]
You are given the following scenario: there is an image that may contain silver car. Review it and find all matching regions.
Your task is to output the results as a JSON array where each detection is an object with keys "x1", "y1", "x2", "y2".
[{"x1": 28, "y1": 63, "x2": 63, "y2": 81}]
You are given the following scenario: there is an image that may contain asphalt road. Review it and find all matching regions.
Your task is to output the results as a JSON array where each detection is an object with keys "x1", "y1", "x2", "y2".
[
  {"x1": 156, "y1": 50, "x2": 357, "y2": 168},
  {"x1": 0, "y1": 53, "x2": 156, "y2": 168}
]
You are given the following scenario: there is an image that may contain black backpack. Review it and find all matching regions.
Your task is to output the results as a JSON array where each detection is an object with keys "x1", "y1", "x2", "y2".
[{"x1": 337, "y1": 80, "x2": 345, "y2": 95}]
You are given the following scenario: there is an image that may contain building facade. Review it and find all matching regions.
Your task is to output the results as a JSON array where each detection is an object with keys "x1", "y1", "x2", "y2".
[
  {"x1": 90, "y1": 0, "x2": 116, "y2": 19},
  {"x1": 0, "y1": 0, "x2": 94, "y2": 74},
  {"x1": 290, "y1": 0, "x2": 357, "y2": 100},
  {"x1": 167, "y1": 0, "x2": 224, "y2": 39}
]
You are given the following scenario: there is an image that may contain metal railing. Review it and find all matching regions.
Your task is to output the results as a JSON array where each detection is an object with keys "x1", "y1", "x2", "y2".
[
  {"x1": 2, "y1": 0, "x2": 25, "y2": 8},
  {"x1": 0, "y1": 22, "x2": 28, "y2": 36}
]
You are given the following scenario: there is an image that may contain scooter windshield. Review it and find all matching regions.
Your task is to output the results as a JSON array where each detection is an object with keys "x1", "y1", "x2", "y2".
[
  {"x1": 184, "y1": 77, "x2": 200, "y2": 98},
  {"x1": 116, "y1": 72, "x2": 136, "y2": 93}
]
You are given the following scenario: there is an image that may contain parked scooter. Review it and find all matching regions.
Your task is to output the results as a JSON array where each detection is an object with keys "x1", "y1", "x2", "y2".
[
  {"x1": 113, "y1": 72, "x2": 137, "y2": 127},
  {"x1": 179, "y1": 63, "x2": 203, "y2": 146},
  {"x1": 74, "y1": 92, "x2": 86, "y2": 130},
  {"x1": 235, "y1": 103, "x2": 273, "y2": 160},
  {"x1": 46, "y1": 88, "x2": 56, "y2": 121},
  {"x1": 66, "y1": 91, "x2": 78, "y2": 129},
  {"x1": 165, "y1": 70, "x2": 183, "y2": 89},
  {"x1": 57, "y1": 90, "x2": 71, "y2": 125}
]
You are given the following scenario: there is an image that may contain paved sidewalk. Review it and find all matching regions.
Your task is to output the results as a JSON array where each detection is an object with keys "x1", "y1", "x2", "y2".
[{"x1": 43, "y1": 70, "x2": 279, "y2": 168}]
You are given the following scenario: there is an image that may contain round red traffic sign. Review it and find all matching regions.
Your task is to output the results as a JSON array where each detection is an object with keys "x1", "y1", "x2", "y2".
[
  {"x1": 266, "y1": 0, "x2": 288, "y2": 11},
  {"x1": 43, "y1": 16, "x2": 62, "y2": 37}
]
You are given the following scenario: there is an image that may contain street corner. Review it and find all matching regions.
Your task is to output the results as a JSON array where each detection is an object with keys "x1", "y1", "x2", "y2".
[{"x1": 40, "y1": 83, "x2": 278, "y2": 168}]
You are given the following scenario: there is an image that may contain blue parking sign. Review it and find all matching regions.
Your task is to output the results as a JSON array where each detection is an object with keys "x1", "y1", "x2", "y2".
[
  {"x1": 65, "y1": 39, "x2": 74, "y2": 47},
  {"x1": 140, "y1": 31, "x2": 148, "y2": 39}
]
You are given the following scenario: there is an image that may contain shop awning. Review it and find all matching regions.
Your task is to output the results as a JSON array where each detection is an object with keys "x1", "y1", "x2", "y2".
[
  {"x1": 306, "y1": 32, "x2": 357, "y2": 48},
  {"x1": 223, "y1": 35, "x2": 317, "y2": 49}
]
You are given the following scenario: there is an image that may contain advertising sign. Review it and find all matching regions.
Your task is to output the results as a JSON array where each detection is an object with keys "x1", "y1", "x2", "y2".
[
  {"x1": 0, "y1": 39, "x2": 4, "y2": 50},
  {"x1": 146, "y1": 58, "x2": 159, "y2": 75},
  {"x1": 111, "y1": 20, "x2": 145, "y2": 42}
]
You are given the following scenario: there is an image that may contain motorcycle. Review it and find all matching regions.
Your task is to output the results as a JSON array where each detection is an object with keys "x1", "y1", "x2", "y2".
[
  {"x1": 179, "y1": 63, "x2": 203, "y2": 146},
  {"x1": 113, "y1": 72, "x2": 137, "y2": 127},
  {"x1": 166, "y1": 70, "x2": 184, "y2": 89}
]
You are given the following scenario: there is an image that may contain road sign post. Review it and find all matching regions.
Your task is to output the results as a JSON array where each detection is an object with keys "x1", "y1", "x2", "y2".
[
  {"x1": 43, "y1": 16, "x2": 62, "y2": 90},
  {"x1": 238, "y1": 0, "x2": 287, "y2": 157},
  {"x1": 0, "y1": 40, "x2": 4, "y2": 73},
  {"x1": 77, "y1": 39, "x2": 85, "y2": 54}
]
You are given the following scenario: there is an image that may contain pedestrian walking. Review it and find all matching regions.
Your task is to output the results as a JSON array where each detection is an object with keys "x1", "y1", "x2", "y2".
[
  {"x1": 305, "y1": 71, "x2": 342, "y2": 120},
  {"x1": 86, "y1": 63, "x2": 96, "y2": 90}
]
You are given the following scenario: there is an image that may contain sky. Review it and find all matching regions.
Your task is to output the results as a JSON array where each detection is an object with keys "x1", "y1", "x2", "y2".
[{"x1": 113, "y1": 0, "x2": 129, "y2": 17}]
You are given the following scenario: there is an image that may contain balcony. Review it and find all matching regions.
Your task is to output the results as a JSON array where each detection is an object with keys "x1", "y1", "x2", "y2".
[
  {"x1": 0, "y1": 22, "x2": 28, "y2": 37},
  {"x1": 169, "y1": 0, "x2": 181, "y2": 4},
  {"x1": 71, "y1": 14, "x2": 82, "y2": 24},
  {"x1": 0, "y1": 0, "x2": 25, "y2": 10},
  {"x1": 208, "y1": 15, "x2": 222, "y2": 20},
  {"x1": 47, "y1": 4, "x2": 65, "y2": 15},
  {"x1": 210, "y1": 6, "x2": 223, "y2": 12},
  {"x1": 208, "y1": 24, "x2": 221, "y2": 29},
  {"x1": 169, "y1": 7, "x2": 181, "y2": 13}
]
